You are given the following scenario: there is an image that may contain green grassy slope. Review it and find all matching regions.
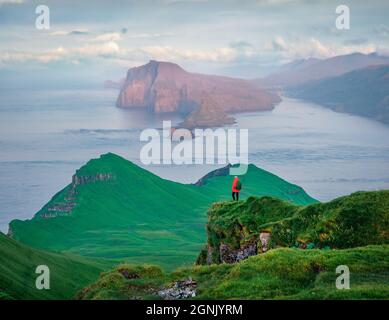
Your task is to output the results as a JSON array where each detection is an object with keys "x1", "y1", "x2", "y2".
[
  {"x1": 0, "y1": 232, "x2": 111, "y2": 300},
  {"x1": 203, "y1": 191, "x2": 389, "y2": 264},
  {"x1": 77, "y1": 245, "x2": 389, "y2": 300},
  {"x1": 9, "y1": 153, "x2": 316, "y2": 269}
]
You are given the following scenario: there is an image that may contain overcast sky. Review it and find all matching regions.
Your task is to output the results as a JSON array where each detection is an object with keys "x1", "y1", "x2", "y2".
[{"x1": 0, "y1": 0, "x2": 388, "y2": 87}]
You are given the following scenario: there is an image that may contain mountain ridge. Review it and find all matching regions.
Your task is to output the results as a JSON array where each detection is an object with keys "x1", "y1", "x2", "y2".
[
  {"x1": 257, "y1": 52, "x2": 389, "y2": 88},
  {"x1": 288, "y1": 64, "x2": 389, "y2": 124},
  {"x1": 9, "y1": 153, "x2": 316, "y2": 269}
]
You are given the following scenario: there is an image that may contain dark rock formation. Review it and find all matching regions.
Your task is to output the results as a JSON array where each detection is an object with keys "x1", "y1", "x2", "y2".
[
  {"x1": 193, "y1": 163, "x2": 231, "y2": 186},
  {"x1": 179, "y1": 95, "x2": 236, "y2": 129},
  {"x1": 220, "y1": 241, "x2": 257, "y2": 264},
  {"x1": 38, "y1": 173, "x2": 114, "y2": 219},
  {"x1": 7, "y1": 227, "x2": 13, "y2": 238},
  {"x1": 72, "y1": 173, "x2": 113, "y2": 185},
  {"x1": 198, "y1": 232, "x2": 272, "y2": 265}
]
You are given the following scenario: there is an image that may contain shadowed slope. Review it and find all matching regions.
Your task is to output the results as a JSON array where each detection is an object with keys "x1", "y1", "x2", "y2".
[{"x1": 0, "y1": 232, "x2": 110, "y2": 300}]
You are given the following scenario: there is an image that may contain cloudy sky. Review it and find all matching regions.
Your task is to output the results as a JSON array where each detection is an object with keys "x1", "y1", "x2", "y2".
[{"x1": 0, "y1": 0, "x2": 388, "y2": 88}]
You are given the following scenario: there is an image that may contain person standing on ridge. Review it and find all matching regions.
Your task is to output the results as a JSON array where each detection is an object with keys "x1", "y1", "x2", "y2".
[{"x1": 232, "y1": 176, "x2": 242, "y2": 201}]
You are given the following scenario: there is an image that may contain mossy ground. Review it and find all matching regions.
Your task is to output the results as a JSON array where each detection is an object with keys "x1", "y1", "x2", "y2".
[
  {"x1": 205, "y1": 191, "x2": 389, "y2": 260},
  {"x1": 78, "y1": 245, "x2": 389, "y2": 300}
]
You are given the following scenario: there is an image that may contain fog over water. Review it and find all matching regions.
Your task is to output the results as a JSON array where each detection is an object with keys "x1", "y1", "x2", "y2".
[{"x1": 1, "y1": 88, "x2": 389, "y2": 232}]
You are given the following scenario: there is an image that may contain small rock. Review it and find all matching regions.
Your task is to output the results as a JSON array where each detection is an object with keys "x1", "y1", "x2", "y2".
[{"x1": 157, "y1": 277, "x2": 197, "y2": 300}]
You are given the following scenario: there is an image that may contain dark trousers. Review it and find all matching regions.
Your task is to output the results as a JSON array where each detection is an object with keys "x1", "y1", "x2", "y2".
[{"x1": 232, "y1": 192, "x2": 239, "y2": 201}]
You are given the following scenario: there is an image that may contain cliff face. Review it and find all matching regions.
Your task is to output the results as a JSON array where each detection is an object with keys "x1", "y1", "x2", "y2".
[
  {"x1": 178, "y1": 95, "x2": 236, "y2": 129},
  {"x1": 36, "y1": 172, "x2": 114, "y2": 219},
  {"x1": 197, "y1": 197, "x2": 286, "y2": 265},
  {"x1": 117, "y1": 60, "x2": 280, "y2": 115},
  {"x1": 197, "y1": 191, "x2": 389, "y2": 265}
]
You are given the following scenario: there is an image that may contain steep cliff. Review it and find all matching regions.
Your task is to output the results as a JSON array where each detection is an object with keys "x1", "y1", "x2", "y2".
[
  {"x1": 179, "y1": 95, "x2": 236, "y2": 129},
  {"x1": 117, "y1": 60, "x2": 280, "y2": 118},
  {"x1": 198, "y1": 191, "x2": 389, "y2": 265}
]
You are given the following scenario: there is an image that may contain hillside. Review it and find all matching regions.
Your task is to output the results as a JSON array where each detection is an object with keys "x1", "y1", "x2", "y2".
[
  {"x1": 288, "y1": 65, "x2": 389, "y2": 124},
  {"x1": 257, "y1": 52, "x2": 389, "y2": 88},
  {"x1": 199, "y1": 191, "x2": 389, "y2": 264},
  {"x1": 0, "y1": 232, "x2": 109, "y2": 300},
  {"x1": 77, "y1": 190, "x2": 389, "y2": 300},
  {"x1": 77, "y1": 245, "x2": 389, "y2": 300},
  {"x1": 9, "y1": 153, "x2": 316, "y2": 269},
  {"x1": 116, "y1": 60, "x2": 280, "y2": 127}
]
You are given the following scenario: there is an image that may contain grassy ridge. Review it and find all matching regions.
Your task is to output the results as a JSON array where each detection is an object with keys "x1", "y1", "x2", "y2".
[
  {"x1": 0, "y1": 232, "x2": 111, "y2": 300},
  {"x1": 10, "y1": 153, "x2": 316, "y2": 269},
  {"x1": 205, "y1": 191, "x2": 389, "y2": 257},
  {"x1": 77, "y1": 190, "x2": 389, "y2": 300},
  {"x1": 77, "y1": 245, "x2": 389, "y2": 300}
]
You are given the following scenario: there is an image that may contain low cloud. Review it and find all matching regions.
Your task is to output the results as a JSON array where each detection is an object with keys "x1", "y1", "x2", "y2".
[
  {"x1": 49, "y1": 29, "x2": 89, "y2": 36},
  {"x1": 138, "y1": 46, "x2": 238, "y2": 62},
  {"x1": 264, "y1": 36, "x2": 378, "y2": 61},
  {"x1": 0, "y1": 0, "x2": 23, "y2": 4},
  {"x1": 92, "y1": 32, "x2": 122, "y2": 42},
  {"x1": 0, "y1": 42, "x2": 243, "y2": 67},
  {"x1": 126, "y1": 32, "x2": 174, "y2": 39},
  {"x1": 343, "y1": 38, "x2": 369, "y2": 46},
  {"x1": 0, "y1": 41, "x2": 121, "y2": 65},
  {"x1": 0, "y1": 34, "x2": 384, "y2": 71}
]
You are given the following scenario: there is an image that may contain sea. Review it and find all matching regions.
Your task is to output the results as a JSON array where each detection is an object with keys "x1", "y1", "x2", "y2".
[{"x1": 1, "y1": 87, "x2": 389, "y2": 232}]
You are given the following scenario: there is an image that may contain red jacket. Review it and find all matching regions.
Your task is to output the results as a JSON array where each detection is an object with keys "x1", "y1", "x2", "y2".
[{"x1": 232, "y1": 177, "x2": 240, "y2": 193}]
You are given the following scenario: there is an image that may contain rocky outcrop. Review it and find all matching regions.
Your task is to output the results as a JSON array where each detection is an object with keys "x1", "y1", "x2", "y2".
[
  {"x1": 179, "y1": 95, "x2": 236, "y2": 128},
  {"x1": 157, "y1": 278, "x2": 197, "y2": 300},
  {"x1": 198, "y1": 232, "x2": 272, "y2": 265},
  {"x1": 259, "y1": 232, "x2": 271, "y2": 253},
  {"x1": 7, "y1": 226, "x2": 13, "y2": 238},
  {"x1": 72, "y1": 173, "x2": 113, "y2": 186},
  {"x1": 38, "y1": 173, "x2": 114, "y2": 219},
  {"x1": 194, "y1": 164, "x2": 231, "y2": 186},
  {"x1": 220, "y1": 241, "x2": 257, "y2": 264},
  {"x1": 39, "y1": 202, "x2": 76, "y2": 219},
  {"x1": 117, "y1": 60, "x2": 280, "y2": 120}
]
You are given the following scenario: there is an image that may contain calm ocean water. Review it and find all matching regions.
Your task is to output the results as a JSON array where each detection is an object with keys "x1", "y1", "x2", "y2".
[{"x1": 1, "y1": 88, "x2": 389, "y2": 232}]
